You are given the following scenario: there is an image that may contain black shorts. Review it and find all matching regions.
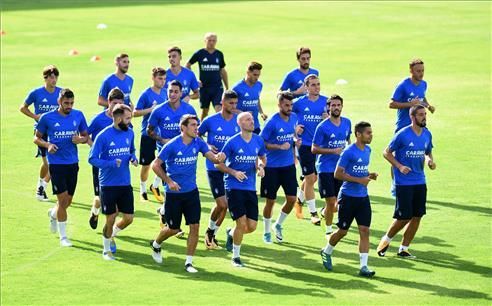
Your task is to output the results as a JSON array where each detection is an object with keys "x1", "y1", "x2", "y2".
[
  {"x1": 260, "y1": 165, "x2": 298, "y2": 200},
  {"x1": 92, "y1": 166, "x2": 100, "y2": 196},
  {"x1": 49, "y1": 163, "x2": 79, "y2": 196},
  {"x1": 253, "y1": 127, "x2": 261, "y2": 135},
  {"x1": 394, "y1": 184, "x2": 427, "y2": 220},
  {"x1": 100, "y1": 185, "x2": 134, "y2": 215},
  {"x1": 336, "y1": 194, "x2": 371, "y2": 230},
  {"x1": 207, "y1": 170, "x2": 225, "y2": 199},
  {"x1": 199, "y1": 87, "x2": 223, "y2": 109},
  {"x1": 318, "y1": 172, "x2": 343, "y2": 198},
  {"x1": 165, "y1": 189, "x2": 201, "y2": 229},
  {"x1": 226, "y1": 189, "x2": 258, "y2": 221},
  {"x1": 139, "y1": 135, "x2": 157, "y2": 166},
  {"x1": 35, "y1": 132, "x2": 48, "y2": 158},
  {"x1": 298, "y1": 145, "x2": 316, "y2": 176}
]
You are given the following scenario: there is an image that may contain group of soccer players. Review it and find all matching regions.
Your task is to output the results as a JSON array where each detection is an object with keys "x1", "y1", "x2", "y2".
[{"x1": 20, "y1": 32, "x2": 437, "y2": 276}]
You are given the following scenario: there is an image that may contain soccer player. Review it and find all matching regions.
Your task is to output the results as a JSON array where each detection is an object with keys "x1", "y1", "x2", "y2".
[
  {"x1": 388, "y1": 59, "x2": 436, "y2": 196},
  {"x1": 279, "y1": 47, "x2": 319, "y2": 98},
  {"x1": 148, "y1": 80, "x2": 198, "y2": 233},
  {"x1": 292, "y1": 74, "x2": 328, "y2": 225},
  {"x1": 198, "y1": 90, "x2": 240, "y2": 249},
  {"x1": 377, "y1": 105, "x2": 436, "y2": 259},
  {"x1": 390, "y1": 59, "x2": 435, "y2": 133},
  {"x1": 165, "y1": 47, "x2": 199, "y2": 102},
  {"x1": 34, "y1": 89, "x2": 88, "y2": 247},
  {"x1": 320, "y1": 122, "x2": 378, "y2": 277},
  {"x1": 149, "y1": 114, "x2": 225, "y2": 273},
  {"x1": 219, "y1": 112, "x2": 267, "y2": 267},
  {"x1": 312, "y1": 95, "x2": 351, "y2": 237},
  {"x1": 260, "y1": 91, "x2": 301, "y2": 244},
  {"x1": 232, "y1": 62, "x2": 267, "y2": 134},
  {"x1": 86, "y1": 88, "x2": 125, "y2": 230},
  {"x1": 133, "y1": 67, "x2": 168, "y2": 202},
  {"x1": 186, "y1": 32, "x2": 229, "y2": 121},
  {"x1": 89, "y1": 104, "x2": 138, "y2": 260},
  {"x1": 98, "y1": 53, "x2": 133, "y2": 107},
  {"x1": 20, "y1": 65, "x2": 62, "y2": 201}
]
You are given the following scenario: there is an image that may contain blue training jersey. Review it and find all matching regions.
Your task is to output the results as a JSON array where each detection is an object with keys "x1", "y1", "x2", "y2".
[
  {"x1": 260, "y1": 112, "x2": 297, "y2": 168},
  {"x1": 88, "y1": 126, "x2": 136, "y2": 186},
  {"x1": 292, "y1": 94, "x2": 327, "y2": 146},
  {"x1": 164, "y1": 67, "x2": 199, "y2": 98},
  {"x1": 188, "y1": 49, "x2": 225, "y2": 88},
  {"x1": 25, "y1": 86, "x2": 62, "y2": 128},
  {"x1": 87, "y1": 111, "x2": 113, "y2": 141},
  {"x1": 313, "y1": 117, "x2": 352, "y2": 173},
  {"x1": 198, "y1": 112, "x2": 240, "y2": 171},
  {"x1": 392, "y1": 77, "x2": 427, "y2": 132},
  {"x1": 158, "y1": 136, "x2": 210, "y2": 193},
  {"x1": 99, "y1": 74, "x2": 134, "y2": 105},
  {"x1": 221, "y1": 133, "x2": 266, "y2": 191},
  {"x1": 280, "y1": 68, "x2": 319, "y2": 98},
  {"x1": 233, "y1": 79, "x2": 263, "y2": 130},
  {"x1": 337, "y1": 143, "x2": 372, "y2": 197},
  {"x1": 389, "y1": 126, "x2": 433, "y2": 186},
  {"x1": 135, "y1": 87, "x2": 168, "y2": 136},
  {"x1": 36, "y1": 109, "x2": 88, "y2": 165},
  {"x1": 148, "y1": 101, "x2": 197, "y2": 150}
]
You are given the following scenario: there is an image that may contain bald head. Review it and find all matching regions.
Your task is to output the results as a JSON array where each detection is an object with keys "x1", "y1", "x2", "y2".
[{"x1": 237, "y1": 112, "x2": 254, "y2": 133}]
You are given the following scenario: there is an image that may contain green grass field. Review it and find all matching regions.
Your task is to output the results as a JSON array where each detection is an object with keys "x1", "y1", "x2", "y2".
[{"x1": 1, "y1": 1, "x2": 491, "y2": 305}]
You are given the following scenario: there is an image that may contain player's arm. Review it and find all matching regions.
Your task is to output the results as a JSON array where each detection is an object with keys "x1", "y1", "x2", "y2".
[
  {"x1": 423, "y1": 97, "x2": 435, "y2": 113},
  {"x1": 72, "y1": 130, "x2": 88, "y2": 145},
  {"x1": 147, "y1": 124, "x2": 168, "y2": 145},
  {"x1": 220, "y1": 68, "x2": 229, "y2": 90},
  {"x1": 88, "y1": 138, "x2": 120, "y2": 169},
  {"x1": 264, "y1": 141, "x2": 290, "y2": 151},
  {"x1": 334, "y1": 165, "x2": 372, "y2": 186},
  {"x1": 383, "y1": 146, "x2": 411, "y2": 174},
  {"x1": 33, "y1": 130, "x2": 57, "y2": 153},
  {"x1": 185, "y1": 62, "x2": 192, "y2": 69},
  {"x1": 133, "y1": 103, "x2": 156, "y2": 117},
  {"x1": 389, "y1": 97, "x2": 422, "y2": 109},
  {"x1": 425, "y1": 152, "x2": 436, "y2": 170},
  {"x1": 258, "y1": 99, "x2": 268, "y2": 121},
  {"x1": 256, "y1": 155, "x2": 267, "y2": 177},
  {"x1": 204, "y1": 151, "x2": 226, "y2": 164},
  {"x1": 188, "y1": 88, "x2": 199, "y2": 100},
  {"x1": 19, "y1": 103, "x2": 40, "y2": 121},
  {"x1": 97, "y1": 96, "x2": 108, "y2": 107},
  {"x1": 311, "y1": 143, "x2": 343, "y2": 155}
]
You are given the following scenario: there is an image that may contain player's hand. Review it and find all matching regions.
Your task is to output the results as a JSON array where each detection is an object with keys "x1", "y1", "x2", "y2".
[
  {"x1": 151, "y1": 101, "x2": 158, "y2": 110},
  {"x1": 428, "y1": 105, "x2": 436, "y2": 114},
  {"x1": 160, "y1": 138, "x2": 170, "y2": 145},
  {"x1": 359, "y1": 176, "x2": 371, "y2": 186},
  {"x1": 322, "y1": 112, "x2": 329, "y2": 119},
  {"x1": 34, "y1": 114, "x2": 41, "y2": 121},
  {"x1": 131, "y1": 157, "x2": 138, "y2": 167},
  {"x1": 257, "y1": 166, "x2": 265, "y2": 178},
  {"x1": 296, "y1": 124, "x2": 304, "y2": 135},
  {"x1": 369, "y1": 172, "x2": 379, "y2": 180},
  {"x1": 115, "y1": 159, "x2": 122, "y2": 168},
  {"x1": 216, "y1": 152, "x2": 226, "y2": 163},
  {"x1": 294, "y1": 85, "x2": 307, "y2": 95},
  {"x1": 233, "y1": 170, "x2": 248, "y2": 182},
  {"x1": 398, "y1": 165, "x2": 411, "y2": 174},
  {"x1": 167, "y1": 180, "x2": 181, "y2": 191},
  {"x1": 428, "y1": 160, "x2": 436, "y2": 170},
  {"x1": 183, "y1": 96, "x2": 191, "y2": 103},
  {"x1": 333, "y1": 147, "x2": 344, "y2": 155},
  {"x1": 295, "y1": 138, "x2": 302, "y2": 148},
  {"x1": 209, "y1": 144, "x2": 219, "y2": 154},
  {"x1": 71, "y1": 135, "x2": 84, "y2": 144},
  {"x1": 279, "y1": 142, "x2": 290, "y2": 150},
  {"x1": 260, "y1": 113, "x2": 268, "y2": 121},
  {"x1": 198, "y1": 81, "x2": 203, "y2": 88},
  {"x1": 47, "y1": 143, "x2": 58, "y2": 153}
]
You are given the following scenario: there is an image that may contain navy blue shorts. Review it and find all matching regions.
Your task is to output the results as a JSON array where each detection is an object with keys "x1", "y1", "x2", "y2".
[
  {"x1": 49, "y1": 163, "x2": 79, "y2": 196},
  {"x1": 226, "y1": 189, "x2": 258, "y2": 221},
  {"x1": 298, "y1": 145, "x2": 316, "y2": 176},
  {"x1": 139, "y1": 135, "x2": 157, "y2": 166},
  {"x1": 35, "y1": 132, "x2": 48, "y2": 158},
  {"x1": 100, "y1": 185, "x2": 134, "y2": 215},
  {"x1": 318, "y1": 172, "x2": 343, "y2": 198},
  {"x1": 199, "y1": 87, "x2": 223, "y2": 109},
  {"x1": 207, "y1": 170, "x2": 225, "y2": 199},
  {"x1": 165, "y1": 189, "x2": 201, "y2": 229},
  {"x1": 260, "y1": 165, "x2": 298, "y2": 199},
  {"x1": 336, "y1": 193, "x2": 371, "y2": 230},
  {"x1": 92, "y1": 166, "x2": 100, "y2": 196},
  {"x1": 394, "y1": 184, "x2": 427, "y2": 220}
]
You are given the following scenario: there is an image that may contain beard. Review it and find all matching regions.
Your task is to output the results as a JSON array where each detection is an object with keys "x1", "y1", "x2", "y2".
[
  {"x1": 417, "y1": 121, "x2": 426, "y2": 128},
  {"x1": 301, "y1": 63, "x2": 309, "y2": 69},
  {"x1": 118, "y1": 122, "x2": 129, "y2": 131}
]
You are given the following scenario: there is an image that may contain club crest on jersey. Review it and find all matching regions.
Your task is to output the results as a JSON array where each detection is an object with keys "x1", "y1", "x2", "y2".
[
  {"x1": 73, "y1": 120, "x2": 77, "y2": 126},
  {"x1": 193, "y1": 148, "x2": 197, "y2": 154},
  {"x1": 126, "y1": 138, "x2": 129, "y2": 145},
  {"x1": 216, "y1": 58, "x2": 219, "y2": 63}
]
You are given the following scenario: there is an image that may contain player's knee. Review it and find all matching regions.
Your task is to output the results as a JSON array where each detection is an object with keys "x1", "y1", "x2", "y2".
[
  {"x1": 189, "y1": 223, "x2": 199, "y2": 234},
  {"x1": 123, "y1": 214, "x2": 134, "y2": 225},
  {"x1": 246, "y1": 222, "x2": 257, "y2": 233},
  {"x1": 359, "y1": 226, "x2": 370, "y2": 236},
  {"x1": 337, "y1": 229, "x2": 348, "y2": 237},
  {"x1": 305, "y1": 174, "x2": 317, "y2": 184}
]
